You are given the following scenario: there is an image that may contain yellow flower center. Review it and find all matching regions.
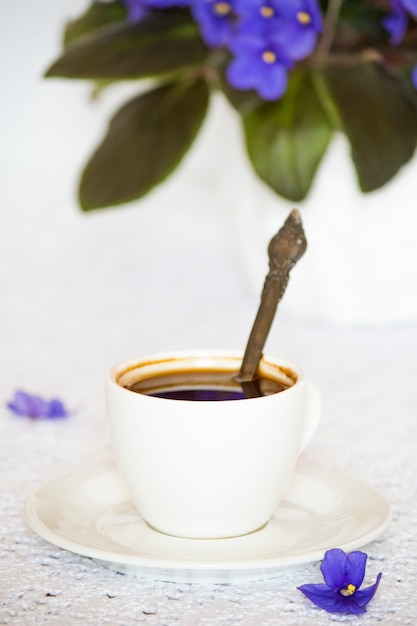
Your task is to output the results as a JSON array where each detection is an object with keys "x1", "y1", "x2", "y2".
[
  {"x1": 262, "y1": 50, "x2": 277, "y2": 64},
  {"x1": 340, "y1": 584, "x2": 356, "y2": 597},
  {"x1": 260, "y1": 6, "x2": 275, "y2": 18},
  {"x1": 297, "y1": 11, "x2": 312, "y2": 25},
  {"x1": 213, "y1": 1, "x2": 232, "y2": 16}
]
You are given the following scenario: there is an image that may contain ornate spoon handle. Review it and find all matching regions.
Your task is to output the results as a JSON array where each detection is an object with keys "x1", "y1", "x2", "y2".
[{"x1": 236, "y1": 209, "x2": 307, "y2": 390}]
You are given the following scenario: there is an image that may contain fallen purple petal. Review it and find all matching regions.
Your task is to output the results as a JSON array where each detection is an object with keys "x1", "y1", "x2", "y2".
[{"x1": 7, "y1": 391, "x2": 70, "y2": 419}]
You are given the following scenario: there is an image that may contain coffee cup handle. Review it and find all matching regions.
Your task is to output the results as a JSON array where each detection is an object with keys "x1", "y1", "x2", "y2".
[{"x1": 299, "y1": 382, "x2": 322, "y2": 452}]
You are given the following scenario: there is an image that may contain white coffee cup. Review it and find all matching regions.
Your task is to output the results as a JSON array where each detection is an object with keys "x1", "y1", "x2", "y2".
[{"x1": 106, "y1": 350, "x2": 321, "y2": 539}]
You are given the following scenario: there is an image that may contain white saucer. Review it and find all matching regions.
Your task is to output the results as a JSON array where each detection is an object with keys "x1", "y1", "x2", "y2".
[{"x1": 25, "y1": 463, "x2": 390, "y2": 583}]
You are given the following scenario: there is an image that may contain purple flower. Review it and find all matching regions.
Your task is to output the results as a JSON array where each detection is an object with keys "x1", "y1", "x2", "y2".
[
  {"x1": 298, "y1": 548, "x2": 382, "y2": 615},
  {"x1": 122, "y1": 0, "x2": 149, "y2": 23},
  {"x1": 383, "y1": 0, "x2": 409, "y2": 44},
  {"x1": 226, "y1": 33, "x2": 292, "y2": 100},
  {"x1": 235, "y1": 0, "x2": 322, "y2": 61},
  {"x1": 384, "y1": 0, "x2": 417, "y2": 43},
  {"x1": 121, "y1": 0, "x2": 191, "y2": 23},
  {"x1": 7, "y1": 391, "x2": 70, "y2": 420},
  {"x1": 224, "y1": 0, "x2": 322, "y2": 99},
  {"x1": 192, "y1": 0, "x2": 236, "y2": 47},
  {"x1": 144, "y1": 0, "x2": 192, "y2": 7},
  {"x1": 399, "y1": 0, "x2": 417, "y2": 17},
  {"x1": 383, "y1": 0, "x2": 417, "y2": 87}
]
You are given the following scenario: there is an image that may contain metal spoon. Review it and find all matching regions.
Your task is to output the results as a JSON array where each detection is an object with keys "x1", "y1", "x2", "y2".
[{"x1": 236, "y1": 208, "x2": 307, "y2": 396}]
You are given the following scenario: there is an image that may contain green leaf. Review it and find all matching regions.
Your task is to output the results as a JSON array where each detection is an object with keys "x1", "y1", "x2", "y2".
[
  {"x1": 323, "y1": 61, "x2": 417, "y2": 192},
  {"x1": 79, "y1": 78, "x2": 210, "y2": 210},
  {"x1": 46, "y1": 10, "x2": 208, "y2": 80},
  {"x1": 63, "y1": 1, "x2": 127, "y2": 48},
  {"x1": 243, "y1": 70, "x2": 333, "y2": 202},
  {"x1": 219, "y1": 79, "x2": 262, "y2": 116}
]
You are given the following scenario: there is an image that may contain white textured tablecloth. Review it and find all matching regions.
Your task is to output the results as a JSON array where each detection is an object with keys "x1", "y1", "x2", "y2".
[{"x1": 2, "y1": 1, "x2": 417, "y2": 623}]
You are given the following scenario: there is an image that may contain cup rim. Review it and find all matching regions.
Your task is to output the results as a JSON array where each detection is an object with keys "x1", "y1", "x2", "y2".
[{"x1": 108, "y1": 350, "x2": 304, "y2": 401}]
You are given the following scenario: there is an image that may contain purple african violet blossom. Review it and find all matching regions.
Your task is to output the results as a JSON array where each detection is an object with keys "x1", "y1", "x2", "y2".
[
  {"x1": 399, "y1": 0, "x2": 417, "y2": 16},
  {"x1": 269, "y1": 0, "x2": 322, "y2": 63},
  {"x1": 7, "y1": 390, "x2": 69, "y2": 420},
  {"x1": 122, "y1": 0, "x2": 191, "y2": 23},
  {"x1": 235, "y1": 0, "x2": 323, "y2": 47},
  {"x1": 225, "y1": 0, "x2": 322, "y2": 99},
  {"x1": 144, "y1": 0, "x2": 192, "y2": 7},
  {"x1": 383, "y1": 0, "x2": 409, "y2": 43},
  {"x1": 122, "y1": 0, "x2": 149, "y2": 22},
  {"x1": 384, "y1": 0, "x2": 417, "y2": 42},
  {"x1": 383, "y1": 0, "x2": 417, "y2": 87},
  {"x1": 227, "y1": 32, "x2": 292, "y2": 100},
  {"x1": 192, "y1": 0, "x2": 236, "y2": 47},
  {"x1": 234, "y1": 0, "x2": 322, "y2": 61},
  {"x1": 298, "y1": 548, "x2": 382, "y2": 615}
]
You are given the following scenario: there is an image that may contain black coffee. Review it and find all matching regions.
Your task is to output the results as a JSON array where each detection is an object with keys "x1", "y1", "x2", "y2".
[{"x1": 124, "y1": 369, "x2": 291, "y2": 401}]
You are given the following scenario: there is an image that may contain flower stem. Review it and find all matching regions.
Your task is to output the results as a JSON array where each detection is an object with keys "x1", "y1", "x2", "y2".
[{"x1": 317, "y1": 0, "x2": 344, "y2": 56}]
